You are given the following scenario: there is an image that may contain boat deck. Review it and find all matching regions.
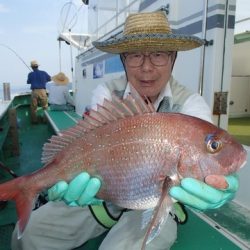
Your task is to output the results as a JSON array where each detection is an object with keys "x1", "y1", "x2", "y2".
[
  {"x1": 0, "y1": 96, "x2": 249, "y2": 250},
  {"x1": 228, "y1": 117, "x2": 250, "y2": 146},
  {"x1": 0, "y1": 102, "x2": 53, "y2": 250},
  {"x1": 44, "y1": 109, "x2": 82, "y2": 134}
]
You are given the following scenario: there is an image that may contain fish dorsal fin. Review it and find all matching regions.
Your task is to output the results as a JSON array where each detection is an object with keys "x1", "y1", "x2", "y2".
[
  {"x1": 129, "y1": 84, "x2": 155, "y2": 113},
  {"x1": 41, "y1": 86, "x2": 156, "y2": 164}
]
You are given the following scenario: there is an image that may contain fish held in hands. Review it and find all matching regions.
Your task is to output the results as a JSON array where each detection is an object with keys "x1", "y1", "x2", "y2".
[{"x1": 0, "y1": 88, "x2": 246, "y2": 249}]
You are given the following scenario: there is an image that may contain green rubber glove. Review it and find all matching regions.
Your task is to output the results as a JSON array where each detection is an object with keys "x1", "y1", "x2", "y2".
[
  {"x1": 48, "y1": 172, "x2": 102, "y2": 206},
  {"x1": 169, "y1": 174, "x2": 239, "y2": 211}
]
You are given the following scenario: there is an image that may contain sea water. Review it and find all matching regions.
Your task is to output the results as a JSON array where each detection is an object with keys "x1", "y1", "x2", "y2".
[{"x1": 0, "y1": 83, "x2": 31, "y2": 101}]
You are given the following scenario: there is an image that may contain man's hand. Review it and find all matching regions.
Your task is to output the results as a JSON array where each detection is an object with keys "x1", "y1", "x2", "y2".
[
  {"x1": 169, "y1": 174, "x2": 239, "y2": 210},
  {"x1": 48, "y1": 172, "x2": 102, "y2": 206}
]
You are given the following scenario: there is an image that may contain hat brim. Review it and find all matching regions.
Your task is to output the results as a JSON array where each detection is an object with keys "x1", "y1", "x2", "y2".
[
  {"x1": 52, "y1": 76, "x2": 69, "y2": 85},
  {"x1": 93, "y1": 33, "x2": 204, "y2": 54}
]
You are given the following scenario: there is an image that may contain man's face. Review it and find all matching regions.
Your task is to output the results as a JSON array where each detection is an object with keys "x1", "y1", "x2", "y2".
[{"x1": 123, "y1": 51, "x2": 176, "y2": 103}]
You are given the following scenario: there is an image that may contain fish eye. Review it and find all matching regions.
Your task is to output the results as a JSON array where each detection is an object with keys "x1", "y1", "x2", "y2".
[{"x1": 205, "y1": 134, "x2": 222, "y2": 153}]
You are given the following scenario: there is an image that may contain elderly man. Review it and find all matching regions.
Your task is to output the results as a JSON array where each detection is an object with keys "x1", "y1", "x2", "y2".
[{"x1": 12, "y1": 11, "x2": 239, "y2": 250}]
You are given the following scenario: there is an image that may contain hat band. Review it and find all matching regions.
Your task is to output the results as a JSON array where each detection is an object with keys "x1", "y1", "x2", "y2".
[{"x1": 94, "y1": 33, "x2": 204, "y2": 50}]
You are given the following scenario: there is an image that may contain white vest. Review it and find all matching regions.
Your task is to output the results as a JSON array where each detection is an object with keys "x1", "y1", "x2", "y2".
[{"x1": 104, "y1": 75, "x2": 192, "y2": 112}]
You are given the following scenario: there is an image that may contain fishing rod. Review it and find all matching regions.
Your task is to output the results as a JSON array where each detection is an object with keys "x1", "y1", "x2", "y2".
[
  {"x1": 0, "y1": 161, "x2": 18, "y2": 178},
  {"x1": 0, "y1": 43, "x2": 32, "y2": 72}
]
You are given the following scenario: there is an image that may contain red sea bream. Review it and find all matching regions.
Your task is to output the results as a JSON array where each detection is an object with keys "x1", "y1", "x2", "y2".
[{"x1": 0, "y1": 90, "x2": 247, "y2": 249}]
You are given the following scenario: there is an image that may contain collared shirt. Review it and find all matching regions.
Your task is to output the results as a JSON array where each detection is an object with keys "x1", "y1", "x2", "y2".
[
  {"x1": 123, "y1": 82, "x2": 212, "y2": 123},
  {"x1": 27, "y1": 69, "x2": 51, "y2": 89},
  {"x1": 91, "y1": 77, "x2": 212, "y2": 123},
  {"x1": 123, "y1": 81, "x2": 172, "y2": 110}
]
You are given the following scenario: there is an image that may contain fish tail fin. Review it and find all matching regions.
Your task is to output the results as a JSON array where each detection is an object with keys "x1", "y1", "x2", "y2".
[{"x1": 0, "y1": 176, "x2": 37, "y2": 237}]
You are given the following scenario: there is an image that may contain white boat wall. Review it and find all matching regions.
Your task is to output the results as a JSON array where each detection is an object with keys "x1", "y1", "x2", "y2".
[{"x1": 229, "y1": 32, "x2": 250, "y2": 118}]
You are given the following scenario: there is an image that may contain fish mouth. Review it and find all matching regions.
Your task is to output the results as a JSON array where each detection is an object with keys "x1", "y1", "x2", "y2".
[
  {"x1": 240, "y1": 160, "x2": 247, "y2": 169},
  {"x1": 239, "y1": 147, "x2": 248, "y2": 169}
]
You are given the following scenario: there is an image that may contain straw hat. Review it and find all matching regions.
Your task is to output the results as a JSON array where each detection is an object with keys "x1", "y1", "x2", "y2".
[
  {"x1": 93, "y1": 11, "x2": 204, "y2": 54},
  {"x1": 52, "y1": 72, "x2": 69, "y2": 85},
  {"x1": 30, "y1": 60, "x2": 39, "y2": 67}
]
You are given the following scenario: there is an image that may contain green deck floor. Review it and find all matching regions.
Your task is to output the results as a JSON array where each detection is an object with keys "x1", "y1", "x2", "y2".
[
  {"x1": 45, "y1": 109, "x2": 82, "y2": 132},
  {"x1": 0, "y1": 105, "x2": 53, "y2": 250},
  {"x1": 228, "y1": 117, "x2": 250, "y2": 146}
]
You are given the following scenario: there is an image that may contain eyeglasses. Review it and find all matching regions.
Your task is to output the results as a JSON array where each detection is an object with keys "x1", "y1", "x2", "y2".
[{"x1": 123, "y1": 52, "x2": 172, "y2": 67}]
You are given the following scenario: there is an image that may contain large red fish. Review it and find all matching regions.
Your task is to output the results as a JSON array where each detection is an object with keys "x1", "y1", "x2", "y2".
[{"x1": 0, "y1": 90, "x2": 247, "y2": 249}]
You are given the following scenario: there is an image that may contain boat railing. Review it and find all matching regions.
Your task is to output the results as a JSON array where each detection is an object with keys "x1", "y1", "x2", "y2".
[{"x1": 91, "y1": 0, "x2": 141, "y2": 41}]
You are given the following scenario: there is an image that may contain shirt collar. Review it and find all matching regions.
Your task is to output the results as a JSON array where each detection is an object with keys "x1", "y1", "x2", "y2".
[{"x1": 124, "y1": 81, "x2": 173, "y2": 110}]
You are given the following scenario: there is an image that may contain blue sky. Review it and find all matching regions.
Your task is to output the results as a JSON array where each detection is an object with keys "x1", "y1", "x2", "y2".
[
  {"x1": 235, "y1": 0, "x2": 250, "y2": 34},
  {"x1": 0, "y1": 0, "x2": 87, "y2": 94},
  {"x1": 0, "y1": 0, "x2": 249, "y2": 95}
]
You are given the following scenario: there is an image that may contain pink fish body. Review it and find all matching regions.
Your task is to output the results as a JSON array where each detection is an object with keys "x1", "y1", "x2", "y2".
[{"x1": 0, "y1": 91, "x2": 247, "y2": 248}]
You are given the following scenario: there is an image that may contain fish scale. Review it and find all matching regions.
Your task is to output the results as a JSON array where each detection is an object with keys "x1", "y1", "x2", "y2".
[{"x1": 0, "y1": 88, "x2": 247, "y2": 250}]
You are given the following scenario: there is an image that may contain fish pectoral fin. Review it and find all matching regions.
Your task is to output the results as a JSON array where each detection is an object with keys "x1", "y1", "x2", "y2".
[
  {"x1": 160, "y1": 149, "x2": 181, "y2": 185},
  {"x1": 141, "y1": 208, "x2": 154, "y2": 230},
  {"x1": 141, "y1": 177, "x2": 173, "y2": 250}
]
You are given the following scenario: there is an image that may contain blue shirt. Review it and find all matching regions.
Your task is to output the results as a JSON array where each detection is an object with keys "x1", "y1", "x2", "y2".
[{"x1": 27, "y1": 69, "x2": 51, "y2": 89}]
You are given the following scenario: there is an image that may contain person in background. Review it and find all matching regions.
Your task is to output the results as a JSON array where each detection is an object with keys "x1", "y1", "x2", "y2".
[
  {"x1": 12, "y1": 11, "x2": 239, "y2": 250},
  {"x1": 27, "y1": 60, "x2": 51, "y2": 123},
  {"x1": 47, "y1": 72, "x2": 75, "y2": 111}
]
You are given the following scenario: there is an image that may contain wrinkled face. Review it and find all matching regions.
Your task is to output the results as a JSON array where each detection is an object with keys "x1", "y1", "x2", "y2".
[{"x1": 122, "y1": 51, "x2": 176, "y2": 103}]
